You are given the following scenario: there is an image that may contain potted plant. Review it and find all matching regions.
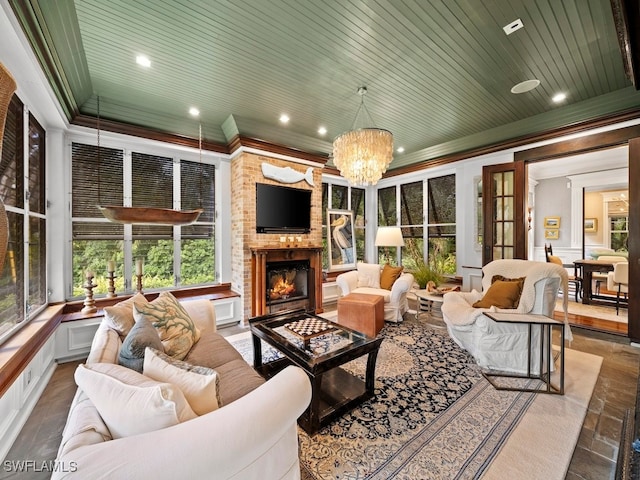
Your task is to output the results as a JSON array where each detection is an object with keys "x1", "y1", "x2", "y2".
[{"x1": 411, "y1": 261, "x2": 443, "y2": 290}]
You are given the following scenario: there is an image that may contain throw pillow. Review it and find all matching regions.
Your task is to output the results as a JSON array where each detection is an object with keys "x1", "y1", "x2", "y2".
[
  {"x1": 473, "y1": 278, "x2": 525, "y2": 309},
  {"x1": 135, "y1": 291, "x2": 201, "y2": 360},
  {"x1": 74, "y1": 363, "x2": 197, "y2": 439},
  {"x1": 103, "y1": 293, "x2": 149, "y2": 338},
  {"x1": 491, "y1": 274, "x2": 526, "y2": 295},
  {"x1": 119, "y1": 315, "x2": 164, "y2": 372},
  {"x1": 356, "y1": 262, "x2": 381, "y2": 289},
  {"x1": 380, "y1": 264, "x2": 403, "y2": 290},
  {"x1": 144, "y1": 347, "x2": 221, "y2": 415}
]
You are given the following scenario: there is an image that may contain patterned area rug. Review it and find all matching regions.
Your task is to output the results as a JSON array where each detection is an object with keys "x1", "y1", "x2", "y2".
[{"x1": 229, "y1": 317, "x2": 551, "y2": 479}]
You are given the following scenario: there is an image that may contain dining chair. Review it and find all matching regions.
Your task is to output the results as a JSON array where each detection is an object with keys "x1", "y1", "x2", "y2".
[
  {"x1": 606, "y1": 262, "x2": 629, "y2": 314},
  {"x1": 592, "y1": 255, "x2": 627, "y2": 295},
  {"x1": 545, "y1": 245, "x2": 582, "y2": 302}
]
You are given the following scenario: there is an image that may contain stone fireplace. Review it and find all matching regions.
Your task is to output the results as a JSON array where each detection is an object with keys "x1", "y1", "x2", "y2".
[{"x1": 230, "y1": 149, "x2": 326, "y2": 321}]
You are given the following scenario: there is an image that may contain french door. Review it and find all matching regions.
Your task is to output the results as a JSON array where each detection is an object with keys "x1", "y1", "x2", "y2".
[{"x1": 482, "y1": 161, "x2": 527, "y2": 265}]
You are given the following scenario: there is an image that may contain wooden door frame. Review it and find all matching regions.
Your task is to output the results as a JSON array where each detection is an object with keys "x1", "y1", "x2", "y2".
[
  {"x1": 515, "y1": 124, "x2": 640, "y2": 342},
  {"x1": 482, "y1": 162, "x2": 527, "y2": 265}
]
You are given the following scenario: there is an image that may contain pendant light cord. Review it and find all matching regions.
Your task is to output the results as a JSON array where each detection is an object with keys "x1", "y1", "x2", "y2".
[
  {"x1": 97, "y1": 96, "x2": 101, "y2": 205},
  {"x1": 198, "y1": 123, "x2": 203, "y2": 209}
]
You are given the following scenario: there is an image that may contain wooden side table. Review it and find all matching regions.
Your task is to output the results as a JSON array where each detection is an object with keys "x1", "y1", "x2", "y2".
[{"x1": 484, "y1": 312, "x2": 564, "y2": 395}]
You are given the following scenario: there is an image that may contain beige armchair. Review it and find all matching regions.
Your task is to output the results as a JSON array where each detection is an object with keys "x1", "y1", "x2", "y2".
[
  {"x1": 606, "y1": 262, "x2": 628, "y2": 314},
  {"x1": 336, "y1": 262, "x2": 414, "y2": 322},
  {"x1": 592, "y1": 255, "x2": 627, "y2": 296}
]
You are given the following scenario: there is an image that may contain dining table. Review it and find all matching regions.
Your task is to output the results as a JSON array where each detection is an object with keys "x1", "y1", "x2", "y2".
[{"x1": 573, "y1": 259, "x2": 616, "y2": 306}]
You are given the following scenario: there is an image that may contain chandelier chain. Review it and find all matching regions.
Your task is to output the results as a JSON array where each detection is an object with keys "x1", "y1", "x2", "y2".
[{"x1": 349, "y1": 87, "x2": 376, "y2": 130}]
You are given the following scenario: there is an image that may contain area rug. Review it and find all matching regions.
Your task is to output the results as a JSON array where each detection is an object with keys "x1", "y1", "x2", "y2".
[{"x1": 228, "y1": 315, "x2": 602, "y2": 480}]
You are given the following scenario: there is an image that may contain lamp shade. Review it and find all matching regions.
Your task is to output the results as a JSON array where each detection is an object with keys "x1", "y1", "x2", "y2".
[{"x1": 374, "y1": 226, "x2": 404, "y2": 247}]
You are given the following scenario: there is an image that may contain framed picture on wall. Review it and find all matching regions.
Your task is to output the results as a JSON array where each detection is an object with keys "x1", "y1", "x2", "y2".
[
  {"x1": 584, "y1": 218, "x2": 598, "y2": 233},
  {"x1": 544, "y1": 229, "x2": 559, "y2": 240},
  {"x1": 543, "y1": 216, "x2": 560, "y2": 229},
  {"x1": 327, "y1": 209, "x2": 356, "y2": 272}
]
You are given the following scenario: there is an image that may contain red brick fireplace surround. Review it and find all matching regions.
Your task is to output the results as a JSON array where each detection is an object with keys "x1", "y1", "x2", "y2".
[{"x1": 230, "y1": 151, "x2": 325, "y2": 321}]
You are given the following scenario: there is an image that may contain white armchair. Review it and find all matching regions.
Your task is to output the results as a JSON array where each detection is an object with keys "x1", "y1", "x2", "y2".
[
  {"x1": 441, "y1": 259, "x2": 569, "y2": 374},
  {"x1": 336, "y1": 262, "x2": 414, "y2": 322}
]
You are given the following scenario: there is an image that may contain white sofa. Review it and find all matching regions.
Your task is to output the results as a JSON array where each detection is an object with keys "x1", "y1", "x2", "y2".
[
  {"x1": 336, "y1": 263, "x2": 415, "y2": 322},
  {"x1": 53, "y1": 298, "x2": 311, "y2": 480},
  {"x1": 441, "y1": 260, "x2": 569, "y2": 374}
]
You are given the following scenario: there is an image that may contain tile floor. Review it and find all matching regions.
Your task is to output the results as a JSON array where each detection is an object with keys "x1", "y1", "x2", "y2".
[{"x1": 1, "y1": 311, "x2": 638, "y2": 480}]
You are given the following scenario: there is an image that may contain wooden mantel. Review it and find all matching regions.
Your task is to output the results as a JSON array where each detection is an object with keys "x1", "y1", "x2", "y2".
[{"x1": 250, "y1": 246, "x2": 324, "y2": 317}]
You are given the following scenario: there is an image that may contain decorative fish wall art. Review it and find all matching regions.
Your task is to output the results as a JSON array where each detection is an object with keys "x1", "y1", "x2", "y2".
[{"x1": 261, "y1": 162, "x2": 314, "y2": 186}]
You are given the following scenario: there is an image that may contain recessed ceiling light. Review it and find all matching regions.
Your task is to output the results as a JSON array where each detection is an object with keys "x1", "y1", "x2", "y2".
[
  {"x1": 397, "y1": 147, "x2": 405, "y2": 153},
  {"x1": 136, "y1": 55, "x2": 151, "y2": 68},
  {"x1": 552, "y1": 92, "x2": 567, "y2": 103},
  {"x1": 318, "y1": 126, "x2": 327, "y2": 135},
  {"x1": 511, "y1": 79, "x2": 540, "y2": 94},
  {"x1": 279, "y1": 114, "x2": 290, "y2": 124},
  {"x1": 189, "y1": 107, "x2": 200, "y2": 117}
]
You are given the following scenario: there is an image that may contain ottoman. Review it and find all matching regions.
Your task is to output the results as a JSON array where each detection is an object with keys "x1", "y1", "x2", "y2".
[{"x1": 337, "y1": 293, "x2": 385, "y2": 337}]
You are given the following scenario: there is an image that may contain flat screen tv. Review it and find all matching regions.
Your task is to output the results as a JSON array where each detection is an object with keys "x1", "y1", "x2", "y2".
[{"x1": 256, "y1": 183, "x2": 311, "y2": 233}]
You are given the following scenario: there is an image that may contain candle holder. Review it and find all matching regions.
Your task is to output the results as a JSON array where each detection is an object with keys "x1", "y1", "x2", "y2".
[
  {"x1": 106, "y1": 271, "x2": 117, "y2": 298},
  {"x1": 82, "y1": 273, "x2": 98, "y2": 314},
  {"x1": 135, "y1": 273, "x2": 143, "y2": 294}
]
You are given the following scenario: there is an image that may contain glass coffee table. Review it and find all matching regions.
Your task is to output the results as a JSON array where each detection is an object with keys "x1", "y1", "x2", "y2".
[{"x1": 249, "y1": 309, "x2": 383, "y2": 434}]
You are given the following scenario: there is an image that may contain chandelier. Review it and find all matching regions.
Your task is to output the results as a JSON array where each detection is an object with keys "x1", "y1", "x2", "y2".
[{"x1": 332, "y1": 87, "x2": 393, "y2": 186}]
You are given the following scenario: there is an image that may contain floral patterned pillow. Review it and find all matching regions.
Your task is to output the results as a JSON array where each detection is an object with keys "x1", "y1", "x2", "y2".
[{"x1": 134, "y1": 292, "x2": 201, "y2": 360}]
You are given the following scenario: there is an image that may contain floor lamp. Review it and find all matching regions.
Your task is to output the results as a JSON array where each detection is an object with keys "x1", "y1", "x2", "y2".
[{"x1": 375, "y1": 226, "x2": 404, "y2": 265}]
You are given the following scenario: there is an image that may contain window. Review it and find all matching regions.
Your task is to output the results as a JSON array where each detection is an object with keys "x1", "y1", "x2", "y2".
[
  {"x1": 400, "y1": 181, "x2": 423, "y2": 269},
  {"x1": 610, "y1": 215, "x2": 628, "y2": 252},
  {"x1": 0, "y1": 97, "x2": 47, "y2": 341},
  {"x1": 377, "y1": 174, "x2": 456, "y2": 274},
  {"x1": 321, "y1": 181, "x2": 365, "y2": 270},
  {"x1": 27, "y1": 114, "x2": 47, "y2": 310},
  {"x1": 377, "y1": 186, "x2": 398, "y2": 263},
  {"x1": 71, "y1": 142, "x2": 215, "y2": 297},
  {"x1": 427, "y1": 175, "x2": 456, "y2": 275}
]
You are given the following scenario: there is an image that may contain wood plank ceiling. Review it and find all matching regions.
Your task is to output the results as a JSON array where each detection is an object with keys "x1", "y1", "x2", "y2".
[{"x1": 9, "y1": 0, "x2": 640, "y2": 170}]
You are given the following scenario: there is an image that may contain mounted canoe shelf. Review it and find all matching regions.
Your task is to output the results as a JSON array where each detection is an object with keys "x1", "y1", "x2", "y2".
[{"x1": 98, "y1": 205, "x2": 203, "y2": 225}]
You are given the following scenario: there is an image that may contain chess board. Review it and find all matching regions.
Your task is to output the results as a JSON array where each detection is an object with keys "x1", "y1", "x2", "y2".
[{"x1": 284, "y1": 317, "x2": 336, "y2": 344}]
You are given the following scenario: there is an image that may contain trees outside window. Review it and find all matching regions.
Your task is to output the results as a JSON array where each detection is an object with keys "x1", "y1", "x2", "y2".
[
  {"x1": 377, "y1": 175, "x2": 456, "y2": 275},
  {"x1": 610, "y1": 215, "x2": 628, "y2": 251},
  {"x1": 427, "y1": 175, "x2": 456, "y2": 275}
]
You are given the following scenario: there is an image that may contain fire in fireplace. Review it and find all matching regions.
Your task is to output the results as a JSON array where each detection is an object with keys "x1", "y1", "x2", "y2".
[{"x1": 266, "y1": 261, "x2": 309, "y2": 305}]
